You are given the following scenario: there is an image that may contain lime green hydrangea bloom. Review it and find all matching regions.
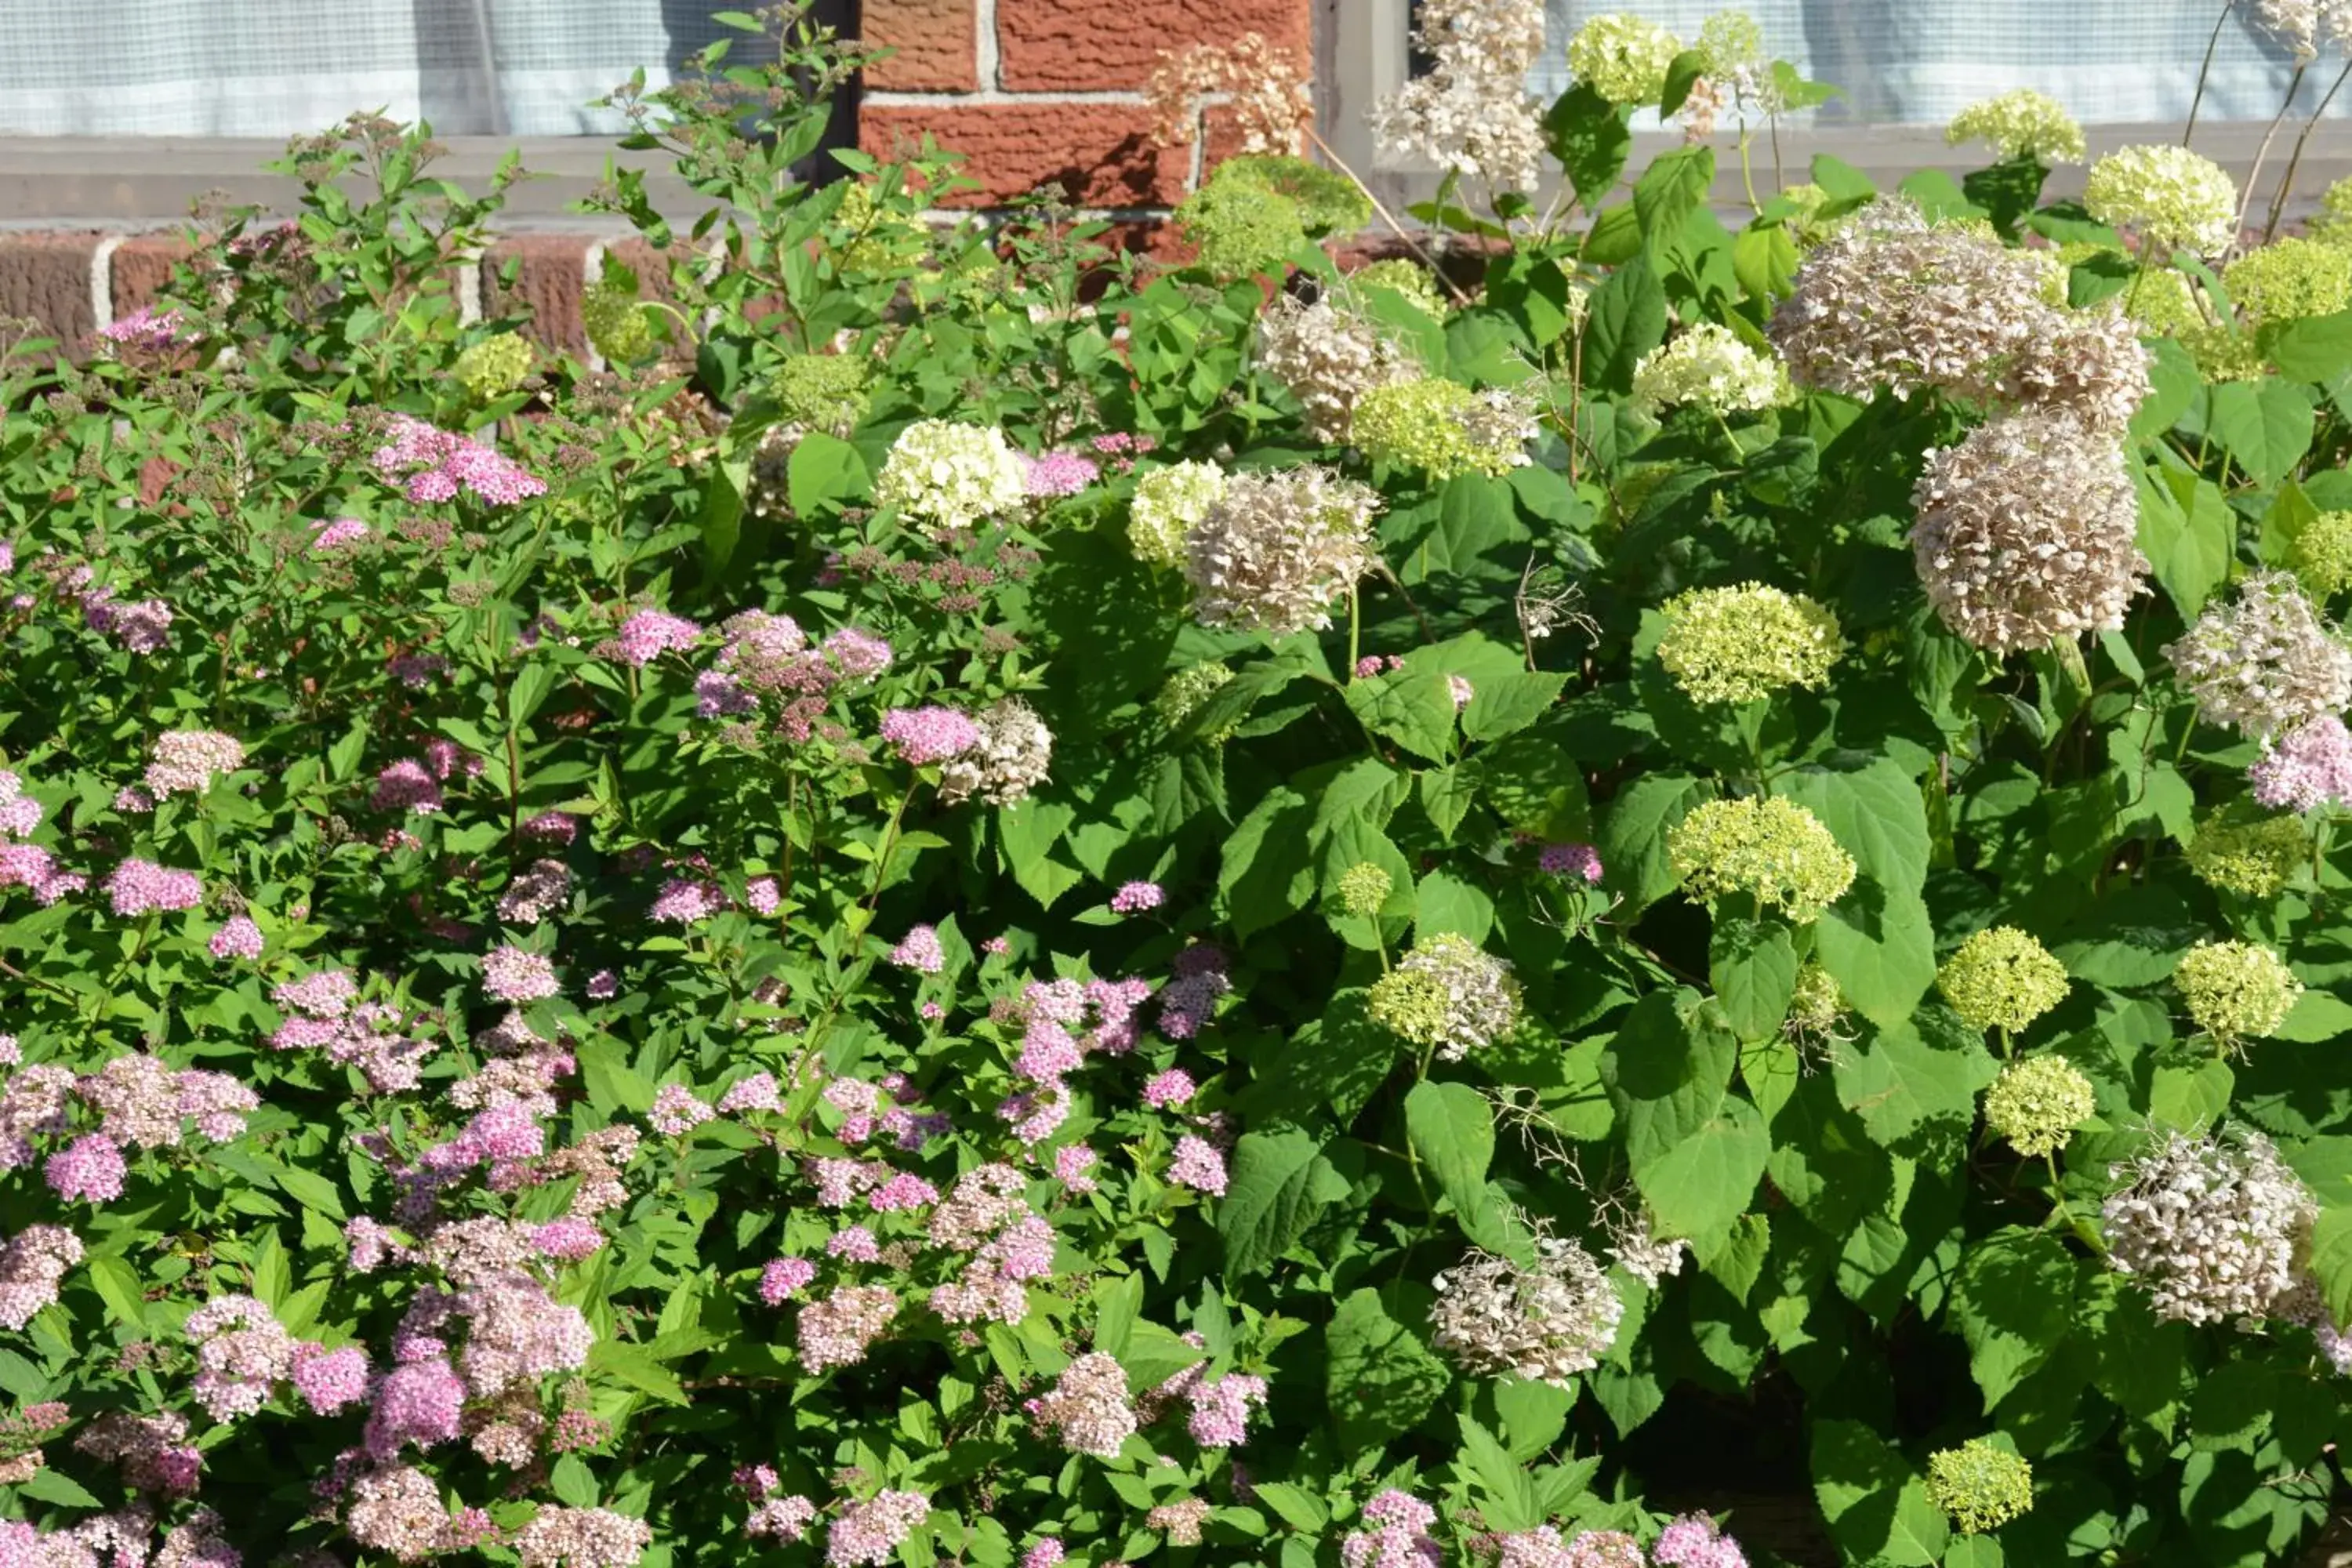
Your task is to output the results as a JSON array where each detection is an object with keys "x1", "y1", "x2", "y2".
[
  {"x1": 1938, "y1": 926, "x2": 2070, "y2": 1034},
  {"x1": 453, "y1": 332, "x2": 534, "y2": 401},
  {"x1": 771, "y1": 352, "x2": 871, "y2": 437},
  {"x1": 1946, "y1": 89, "x2": 2086, "y2": 163},
  {"x1": 2177, "y1": 940, "x2": 2303, "y2": 1045},
  {"x1": 2292, "y1": 510, "x2": 2352, "y2": 599},
  {"x1": 1566, "y1": 13, "x2": 1683, "y2": 106},
  {"x1": 1335, "y1": 862, "x2": 1395, "y2": 918},
  {"x1": 1668, "y1": 797, "x2": 1857, "y2": 921},
  {"x1": 1210, "y1": 154, "x2": 1374, "y2": 238},
  {"x1": 833, "y1": 182, "x2": 929, "y2": 274},
  {"x1": 2126, "y1": 269, "x2": 2264, "y2": 381},
  {"x1": 2084, "y1": 144, "x2": 2238, "y2": 256},
  {"x1": 1366, "y1": 932, "x2": 1522, "y2": 1061},
  {"x1": 1631, "y1": 323, "x2": 1789, "y2": 413},
  {"x1": 1175, "y1": 181, "x2": 1306, "y2": 280},
  {"x1": 1695, "y1": 10, "x2": 1766, "y2": 78},
  {"x1": 2310, "y1": 175, "x2": 2352, "y2": 249},
  {"x1": 1350, "y1": 378, "x2": 1526, "y2": 480},
  {"x1": 1351, "y1": 259, "x2": 1449, "y2": 320},
  {"x1": 582, "y1": 278, "x2": 655, "y2": 365},
  {"x1": 2223, "y1": 237, "x2": 2352, "y2": 327},
  {"x1": 2185, "y1": 811, "x2": 2308, "y2": 899},
  {"x1": 1657, "y1": 583, "x2": 1844, "y2": 706},
  {"x1": 1785, "y1": 963, "x2": 1846, "y2": 1038},
  {"x1": 1926, "y1": 1440, "x2": 2034, "y2": 1535},
  {"x1": 1129, "y1": 460, "x2": 1229, "y2": 568},
  {"x1": 1983, "y1": 1056, "x2": 2096, "y2": 1156},
  {"x1": 1157, "y1": 662, "x2": 1238, "y2": 740}
]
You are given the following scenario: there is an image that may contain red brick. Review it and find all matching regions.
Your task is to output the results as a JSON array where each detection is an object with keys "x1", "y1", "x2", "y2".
[
  {"x1": 484, "y1": 235, "x2": 591, "y2": 352},
  {"x1": 109, "y1": 234, "x2": 193, "y2": 323},
  {"x1": 865, "y1": 0, "x2": 979, "y2": 92},
  {"x1": 860, "y1": 104, "x2": 1181, "y2": 208},
  {"x1": 997, "y1": 0, "x2": 1311, "y2": 91},
  {"x1": 0, "y1": 232, "x2": 103, "y2": 353}
]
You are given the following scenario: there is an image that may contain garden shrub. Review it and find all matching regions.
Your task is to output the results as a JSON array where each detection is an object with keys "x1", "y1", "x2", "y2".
[{"x1": 5, "y1": 3, "x2": 2352, "y2": 1566}]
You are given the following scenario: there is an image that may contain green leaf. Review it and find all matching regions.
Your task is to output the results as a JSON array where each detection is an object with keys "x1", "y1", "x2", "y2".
[
  {"x1": 2307, "y1": 1206, "x2": 2352, "y2": 1325},
  {"x1": 1779, "y1": 757, "x2": 1931, "y2": 896},
  {"x1": 1633, "y1": 148, "x2": 1715, "y2": 263},
  {"x1": 1812, "y1": 882, "x2": 1937, "y2": 1029},
  {"x1": 85, "y1": 1254, "x2": 149, "y2": 1334},
  {"x1": 787, "y1": 430, "x2": 869, "y2": 517},
  {"x1": 1455, "y1": 1413, "x2": 1543, "y2": 1531},
  {"x1": 1543, "y1": 85, "x2": 1632, "y2": 210},
  {"x1": 1600, "y1": 773, "x2": 1711, "y2": 914},
  {"x1": 1344, "y1": 673, "x2": 1458, "y2": 764},
  {"x1": 1812, "y1": 1418, "x2": 1950, "y2": 1568},
  {"x1": 2135, "y1": 466, "x2": 2236, "y2": 621},
  {"x1": 1630, "y1": 1094, "x2": 1768, "y2": 1243},
  {"x1": 1404, "y1": 1081, "x2": 1497, "y2": 1230},
  {"x1": 2132, "y1": 333, "x2": 2203, "y2": 441},
  {"x1": 1218, "y1": 787, "x2": 1316, "y2": 940},
  {"x1": 1000, "y1": 798, "x2": 1083, "y2": 911},
  {"x1": 2150, "y1": 1058, "x2": 2235, "y2": 1131},
  {"x1": 18, "y1": 1467, "x2": 101, "y2": 1508},
  {"x1": 699, "y1": 456, "x2": 757, "y2": 580},
  {"x1": 1710, "y1": 913, "x2": 1799, "y2": 1041},
  {"x1": 1461, "y1": 671, "x2": 1566, "y2": 744},
  {"x1": 1949, "y1": 1226, "x2": 2078, "y2": 1409},
  {"x1": 1581, "y1": 256, "x2": 1668, "y2": 394},
  {"x1": 2205, "y1": 379, "x2": 2314, "y2": 488},
  {"x1": 270, "y1": 1161, "x2": 347, "y2": 1221},
  {"x1": 589, "y1": 1339, "x2": 690, "y2": 1405},
  {"x1": 1324, "y1": 1289, "x2": 1452, "y2": 1450},
  {"x1": 2267, "y1": 307, "x2": 2352, "y2": 381},
  {"x1": 1251, "y1": 1483, "x2": 1328, "y2": 1533},
  {"x1": 1219, "y1": 1131, "x2": 1334, "y2": 1278},
  {"x1": 1834, "y1": 1018, "x2": 1998, "y2": 1153},
  {"x1": 2274, "y1": 987, "x2": 2352, "y2": 1042}
]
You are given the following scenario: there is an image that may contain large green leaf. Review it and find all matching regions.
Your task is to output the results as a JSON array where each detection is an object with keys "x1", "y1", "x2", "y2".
[
  {"x1": 1812, "y1": 1419, "x2": 1950, "y2": 1567},
  {"x1": 1324, "y1": 1289, "x2": 1453, "y2": 1449},
  {"x1": 1582, "y1": 256, "x2": 1669, "y2": 394},
  {"x1": 1812, "y1": 881, "x2": 1937, "y2": 1029},
  {"x1": 1404, "y1": 1080, "x2": 1497, "y2": 1229},
  {"x1": 1948, "y1": 1226, "x2": 2078, "y2": 1409},
  {"x1": 1600, "y1": 773, "x2": 1712, "y2": 914},
  {"x1": 1219, "y1": 1130, "x2": 1337, "y2": 1278},
  {"x1": 2135, "y1": 465, "x2": 2235, "y2": 622},
  {"x1": 1779, "y1": 757, "x2": 1931, "y2": 896},
  {"x1": 2205, "y1": 379, "x2": 2314, "y2": 488},
  {"x1": 1630, "y1": 1094, "x2": 1768, "y2": 1243},
  {"x1": 1710, "y1": 913, "x2": 1799, "y2": 1041}
]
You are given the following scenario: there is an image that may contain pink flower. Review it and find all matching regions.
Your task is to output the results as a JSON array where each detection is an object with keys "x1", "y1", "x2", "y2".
[
  {"x1": 759, "y1": 1257, "x2": 817, "y2": 1305},
  {"x1": 890, "y1": 925, "x2": 946, "y2": 973},
  {"x1": 44, "y1": 1135, "x2": 125, "y2": 1203},
  {"x1": 823, "y1": 628, "x2": 894, "y2": 682},
  {"x1": 1653, "y1": 1514, "x2": 1748, "y2": 1568},
  {"x1": 364, "y1": 1356, "x2": 468, "y2": 1457},
  {"x1": 1054, "y1": 1144, "x2": 1099, "y2": 1193},
  {"x1": 1022, "y1": 1541, "x2": 1066, "y2": 1568},
  {"x1": 1448, "y1": 675, "x2": 1475, "y2": 710},
  {"x1": 1023, "y1": 450, "x2": 1101, "y2": 496},
  {"x1": 105, "y1": 858, "x2": 201, "y2": 916},
  {"x1": 868, "y1": 1173, "x2": 939, "y2": 1212},
  {"x1": 1169, "y1": 1135, "x2": 1228, "y2": 1196},
  {"x1": 2251, "y1": 715, "x2": 2352, "y2": 812},
  {"x1": 614, "y1": 610, "x2": 704, "y2": 667},
  {"x1": 718, "y1": 1073, "x2": 782, "y2": 1115},
  {"x1": 651, "y1": 877, "x2": 724, "y2": 924},
  {"x1": 827, "y1": 1225, "x2": 882, "y2": 1262},
  {"x1": 524, "y1": 811, "x2": 579, "y2": 844},
  {"x1": 372, "y1": 758, "x2": 444, "y2": 815},
  {"x1": 531, "y1": 1218, "x2": 605, "y2": 1261},
  {"x1": 1539, "y1": 841, "x2": 1604, "y2": 884},
  {"x1": 648, "y1": 1083, "x2": 713, "y2": 1137},
  {"x1": 586, "y1": 969, "x2": 619, "y2": 1000},
  {"x1": 1111, "y1": 880, "x2": 1166, "y2": 914},
  {"x1": 86, "y1": 595, "x2": 174, "y2": 653},
  {"x1": 310, "y1": 517, "x2": 372, "y2": 554},
  {"x1": 100, "y1": 306, "x2": 186, "y2": 350},
  {"x1": 209, "y1": 916, "x2": 264, "y2": 961},
  {"x1": 1144, "y1": 1069, "x2": 1197, "y2": 1109},
  {"x1": 826, "y1": 1490, "x2": 930, "y2": 1567},
  {"x1": 289, "y1": 1343, "x2": 370, "y2": 1414},
  {"x1": 1186, "y1": 1372, "x2": 1269, "y2": 1446},
  {"x1": 879, "y1": 706, "x2": 981, "y2": 765},
  {"x1": 369, "y1": 414, "x2": 546, "y2": 506},
  {"x1": 482, "y1": 945, "x2": 559, "y2": 1004}
]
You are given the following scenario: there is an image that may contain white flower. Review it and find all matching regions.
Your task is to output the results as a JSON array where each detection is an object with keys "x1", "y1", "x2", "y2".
[{"x1": 873, "y1": 420, "x2": 1029, "y2": 536}]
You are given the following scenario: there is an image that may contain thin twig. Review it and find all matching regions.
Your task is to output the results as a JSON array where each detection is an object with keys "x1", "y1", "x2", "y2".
[
  {"x1": 2266, "y1": 53, "x2": 2352, "y2": 241},
  {"x1": 2184, "y1": 0, "x2": 2238, "y2": 147},
  {"x1": 1301, "y1": 127, "x2": 1474, "y2": 306},
  {"x1": 2236, "y1": 61, "x2": 2310, "y2": 247}
]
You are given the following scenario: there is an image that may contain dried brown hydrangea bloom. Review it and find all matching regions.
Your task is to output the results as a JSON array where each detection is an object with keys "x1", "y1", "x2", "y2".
[
  {"x1": 1183, "y1": 466, "x2": 1381, "y2": 635},
  {"x1": 2165, "y1": 571, "x2": 2352, "y2": 740},
  {"x1": 1911, "y1": 410, "x2": 2148, "y2": 653},
  {"x1": 1145, "y1": 33, "x2": 1311, "y2": 154},
  {"x1": 1256, "y1": 295, "x2": 1410, "y2": 442},
  {"x1": 1428, "y1": 1239, "x2": 1624, "y2": 1385}
]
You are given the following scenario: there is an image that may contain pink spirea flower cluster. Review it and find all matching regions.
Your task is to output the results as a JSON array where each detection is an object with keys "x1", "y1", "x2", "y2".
[
  {"x1": 826, "y1": 1490, "x2": 931, "y2": 1567},
  {"x1": 1022, "y1": 1538, "x2": 1067, "y2": 1568},
  {"x1": 650, "y1": 877, "x2": 725, "y2": 924},
  {"x1": 145, "y1": 730, "x2": 245, "y2": 797},
  {"x1": 310, "y1": 517, "x2": 372, "y2": 554},
  {"x1": 880, "y1": 706, "x2": 982, "y2": 765},
  {"x1": 209, "y1": 915, "x2": 264, "y2": 961},
  {"x1": 1168, "y1": 1134, "x2": 1229, "y2": 1197},
  {"x1": 1143, "y1": 1069, "x2": 1196, "y2": 1109},
  {"x1": 1540, "y1": 841, "x2": 1606, "y2": 884},
  {"x1": 995, "y1": 976, "x2": 1154, "y2": 1148},
  {"x1": 269, "y1": 968, "x2": 438, "y2": 1094},
  {"x1": 1054, "y1": 1143, "x2": 1098, "y2": 1192},
  {"x1": 1653, "y1": 1514, "x2": 1749, "y2": 1568},
  {"x1": 482, "y1": 945, "x2": 560, "y2": 1004},
  {"x1": 290, "y1": 1342, "x2": 371, "y2": 1414},
  {"x1": 1023, "y1": 450, "x2": 1101, "y2": 496},
  {"x1": 0, "y1": 770, "x2": 78, "y2": 906},
  {"x1": 44, "y1": 1134, "x2": 125, "y2": 1203},
  {"x1": 184, "y1": 1293, "x2": 299, "y2": 1421},
  {"x1": 1111, "y1": 880, "x2": 1166, "y2": 914},
  {"x1": 1159, "y1": 946, "x2": 1232, "y2": 1039},
  {"x1": 890, "y1": 924, "x2": 946, "y2": 973},
  {"x1": 648, "y1": 1083, "x2": 714, "y2": 1137},
  {"x1": 614, "y1": 610, "x2": 703, "y2": 668},
  {"x1": 2250, "y1": 715, "x2": 2352, "y2": 812},
  {"x1": 759, "y1": 1257, "x2": 818, "y2": 1304},
  {"x1": 370, "y1": 413, "x2": 548, "y2": 506},
  {"x1": 740, "y1": 1466, "x2": 818, "y2": 1541},
  {"x1": 1341, "y1": 1490, "x2": 1441, "y2": 1568},
  {"x1": 99, "y1": 305, "x2": 187, "y2": 350},
  {"x1": 106, "y1": 858, "x2": 202, "y2": 917},
  {"x1": 798, "y1": 1284, "x2": 901, "y2": 1371},
  {"x1": 1185, "y1": 1372, "x2": 1269, "y2": 1446},
  {"x1": 85, "y1": 592, "x2": 174, "y2": 653}
]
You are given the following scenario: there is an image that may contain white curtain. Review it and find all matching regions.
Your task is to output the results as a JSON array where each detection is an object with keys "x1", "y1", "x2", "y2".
[
  {"x1": 0, "y1": 0, "x2": 772, "y2": 136},
  {"x1": 1530, "y1": 0, "x2": 2352, "y2": 125}
]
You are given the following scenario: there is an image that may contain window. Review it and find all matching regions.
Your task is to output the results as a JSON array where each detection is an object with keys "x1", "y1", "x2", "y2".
[{"x1": 1323, "y1": 0, "x2": 2352, "y2": 216}]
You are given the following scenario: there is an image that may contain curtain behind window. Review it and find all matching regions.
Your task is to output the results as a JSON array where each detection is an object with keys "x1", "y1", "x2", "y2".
[
  {"x1": 0, "y1": 0, "x2": 797, "y2": 136},
  {"x1": 1527, "y1": 0, "x2": 2352, "y2": 125}
]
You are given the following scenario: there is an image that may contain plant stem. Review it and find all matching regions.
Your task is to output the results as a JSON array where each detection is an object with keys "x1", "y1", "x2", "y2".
[
  {"x1": 2045, "y1": 1153, "x2": 2107, "y2": 1254},
  {"x1": 2184, "y1": 0, "x2": 2238, "y2": 147},
  {"x1": 2236, "y1": 61, "x2": 2310, "y2": 246},
  {"x1": 1301, "y1": 127, "x2": 1473, "y2": 306},
  {"x1": 2265, "y1": 53, "x2": 2352, "y2": 241}
]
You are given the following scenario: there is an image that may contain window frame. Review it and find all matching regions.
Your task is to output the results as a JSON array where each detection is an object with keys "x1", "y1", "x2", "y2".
[{"x1": 1317, "y1": 0, "x2": 2352, "y2": 223}]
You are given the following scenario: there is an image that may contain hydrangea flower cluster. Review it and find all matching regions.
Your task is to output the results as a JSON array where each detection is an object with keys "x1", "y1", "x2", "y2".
[
  {"x1": 1944, "y1": 89, "x2": 2085, "y2": 162},
  {"x1": 1655, "y1": 583, "x2": 1843, "y2": 706},
  {"x1": 2103, "y1": 1130, "x2": 2314, "y2": 1323},
  {"x1": 1925, "y1": 1440, "x2": 2034, "y2": 1535},
  {"x1": 1366, "y1": 931, "x2": 1523, "y2": 1060},
  {"x1": 2082, "y1": 144, "x2": 2239, "y2": 256},
  {"x1": 1428, "y1": 1240, "x2": 1624, "y2": 1386},
  {"x1": 2175, "y1": 939, "x2": 2304, "y2": 1045},
  {"x1": 1565, "y1": 13, "x2": 1682, "y2": 104},
  {"x1": 1350, "y1": 377, "x2": 1534, "y2": 479},
  {"x1": 1631, "y1": 325, "x2": 1790, "y2": 415},
  {"x1": 1183, "y1": 465, "x2": 1381, "y2": 635},
  {"x1": 872, "y1": 420, "x2": 1029, "y2": 536},
  {"x1": 2185, "y1": 810, "x2": 2309, "y2": 897},
  {"x1": 2166, "y1": 572, "x2": 2352, "y2": 740},
  {"x1": 2291, "y1": 509, "x2": 2352, "y2": 598},
  {"x1": 1981, "y1": 1056, "x2": 2096, "y2": 1156},
  {"x1": 1667, "y1": 797, "x2": 1856, "y2": 921},
  {"x1": 1367, "y1": 0, "x2": 1546, "y2": 188},
  {"x1": 1128, "y1": 460, "x2": 1229, "y2": 568},
  {"x1": 938, "y1": 699, "x2": 1054, "y2": 808},
  {"x1": 1936, "y1": 926, "x2": 2070, "y2": 1034},
  {"x1": 1254, "y1": 296, "x2": 1410, "y2": 442}
]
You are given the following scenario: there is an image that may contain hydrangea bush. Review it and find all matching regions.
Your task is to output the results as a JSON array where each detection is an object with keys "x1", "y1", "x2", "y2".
[{"x1": 9, "y1": 3, "x2": 2352, "y2": 1566}]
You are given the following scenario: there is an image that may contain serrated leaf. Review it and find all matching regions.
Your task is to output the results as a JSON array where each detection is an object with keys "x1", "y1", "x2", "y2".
[
  {"x1": 1324, "y1": 1289, "x2": 1452, "y2": 1449},
  {"x1": 1813, "y1": 1418, "x2": 1950, "y2": 1568},
  {"x1": 1949, "y1": 1226, "x2": 2077, "y2": 1409},
  {"x1": 1455, "y1": 1413, "x2": 1543, "y2": 1531},
  {"x1": 1219, "y1": 1131, "x2": 1333, "y2": 1278},
  {"x1": 589, "y1": 1339, "x2": 690, "y2": 1405},
  {"x1": 1404, "y1": 1081, "x2": 1496, "y2": 1232}
]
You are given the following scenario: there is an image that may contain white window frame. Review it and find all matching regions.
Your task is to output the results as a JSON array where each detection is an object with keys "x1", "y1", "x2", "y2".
[{"x1": 1317, "y1": 0, "x2": 2352, "y2": 223}]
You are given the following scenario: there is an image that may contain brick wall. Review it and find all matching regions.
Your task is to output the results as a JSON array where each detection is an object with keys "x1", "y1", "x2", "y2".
[{"x1": 0, "y1": 1, "x2": 1316, "y2": 358}]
